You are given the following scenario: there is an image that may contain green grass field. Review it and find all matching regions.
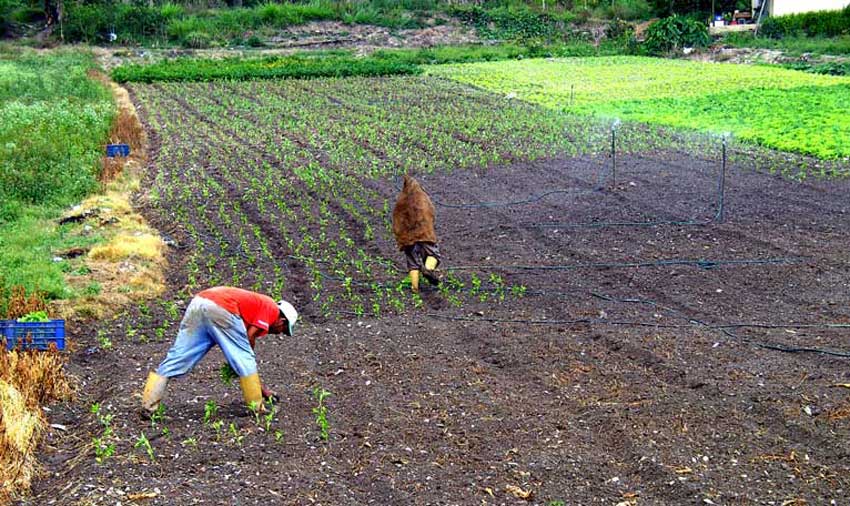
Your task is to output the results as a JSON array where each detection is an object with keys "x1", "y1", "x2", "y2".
[
  {"x1": 430, "y1": 56, "x2": 850, "y2": 159},
  {"x1": 0, "y1": 47, "x2": 114, "y2": 300}
]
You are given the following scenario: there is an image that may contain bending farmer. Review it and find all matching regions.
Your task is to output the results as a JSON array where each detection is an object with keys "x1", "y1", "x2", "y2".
[
  {"x1": 142, "y1": 287, "x2": 298, "y2": 414},
  {"x1": 392, "y1": 174, "x2": 442, "y2": 292}
]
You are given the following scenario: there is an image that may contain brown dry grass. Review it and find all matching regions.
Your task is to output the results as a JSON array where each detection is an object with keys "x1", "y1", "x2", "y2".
[
  {"x1": 89, "y1": 232, "x2": 164, "y2": 262},
  {"x1": 0, "y1": 348, "x2": 72, "y2": 504},
  {"x1": 88, "y1": 69, "x2": 146, "y2": 185},
  {"x1": 826, "y1": 402, "x2": 850, "y2": 422},
  {"x1": 2, "y1": 286, "x2": 47, "y2": 320}
]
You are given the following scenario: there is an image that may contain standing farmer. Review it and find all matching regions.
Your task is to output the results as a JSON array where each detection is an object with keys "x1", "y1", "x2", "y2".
[
  {"x1": 142, "y1": 287, "x2": 298, "y2": 414},
  {"x1": 392, "y1": 175, "x2": 441, "y2": 292}
]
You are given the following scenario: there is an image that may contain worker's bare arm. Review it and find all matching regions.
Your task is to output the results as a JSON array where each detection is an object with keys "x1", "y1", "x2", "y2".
[{"x1": 246, "y1": 325, "x2": 262, "y2": 349}]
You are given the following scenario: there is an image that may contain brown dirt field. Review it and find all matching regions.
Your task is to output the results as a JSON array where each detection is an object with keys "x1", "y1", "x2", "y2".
[{"x1": 20, "y1": 88, "x2": 850, "y2": 506}]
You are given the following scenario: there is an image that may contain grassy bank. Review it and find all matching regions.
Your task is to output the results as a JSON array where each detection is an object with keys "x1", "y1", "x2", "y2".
[
  {"x1": 0, "y1": 47, "x2": 114, "y2": 301},
  {"x1": 53, "y1": 0, "x2": 652, "y2": 48}
]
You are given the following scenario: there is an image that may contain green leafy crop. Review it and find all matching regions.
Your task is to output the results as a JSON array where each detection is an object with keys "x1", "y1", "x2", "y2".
[{"x1": 431, "y1": 56, "x2": 850, "y2": 159}]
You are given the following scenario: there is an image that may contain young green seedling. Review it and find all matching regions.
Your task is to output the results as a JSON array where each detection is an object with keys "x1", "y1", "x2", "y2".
[
  {"x1": 211, "y1": 419, "x2": 224, "y2": 440},
  {"x1": 91, "y1": 403, "x2": 117, "y2": 464},
  {"x1": 134, "y1": 432, "x2": 155, "y2": 462},
  {"x1": 150, "y1": 402, "x2": 166, "y2": 428},
  {"x1": 311, "y1": 386, "x2": 332, "y2": 441},
  {"x1": 203, "y1": 400, "x2": 218, "y2": 425},
  {"x1": 97, "y1": 331, "x2": 113, "y2": 350},
  {"x1": 219, "y1": 363, "x2": 238, "y2": 386},
  {"x1": 229, "y1": 422, "x2": 244, "y2": 445}
]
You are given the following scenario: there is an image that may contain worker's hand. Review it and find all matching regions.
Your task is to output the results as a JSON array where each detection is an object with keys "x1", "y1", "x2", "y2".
[{"x1": 261, "y1": 386, "x2": 279, "y2": 404}]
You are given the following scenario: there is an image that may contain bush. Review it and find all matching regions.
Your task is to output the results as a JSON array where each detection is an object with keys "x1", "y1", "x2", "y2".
[
  {"x1": 245, "y1": 34, "x2": 264, "y2": 47},
  {"x1": 115, "y1": 5, "x2": 167, "y2": 39},
  {"x1": 450, "y1": 4, "x2": 574, "y2": 42},
  {"x1": 605, "y1": 18, "x2": 634, "y2": 39},
  {"x1": 0, "y1": 0, "x2": 16, "y2": 36},
  {"x1": 166, "y1": 16, "x2": 209, "y2": 41},
  {"x1": 62, "y1": 4, "x2": 110, "y2": 43},
  {"x1": 64, "y1": 3, "x2": 167, "y2": 43},
  {"x1": 760, "y1": 6, "x2": 850, "y2": 39},
  {"x1": 182, "y1": 31, "x2": 212, "y2": 48},
  {"x1": 643, "y1": 14, "x2": 710, "y2": 54},
  {"x1": 159, "y1": 2, "x2": 185, "y2": 20},
  {"x1": 10, "y1": 7, "x2": 43, "y2": 24},
  {"x1": 600, "y1": 0, "x2": 652, "y2": 21}
]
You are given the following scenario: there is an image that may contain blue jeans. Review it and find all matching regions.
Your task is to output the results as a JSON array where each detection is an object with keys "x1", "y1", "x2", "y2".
[{"x1": 156, "y1": 297, "x2": 257, "y2": 379}]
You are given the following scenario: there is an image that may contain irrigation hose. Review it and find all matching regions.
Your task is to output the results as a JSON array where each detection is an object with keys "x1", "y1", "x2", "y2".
[
  {"x1": 420, "y1": 312, "x2": 850, "y2": 359},
  {"x1": 588, "y1": 291, "x2": 850, "y2": 358},
  {"x1": 304, "y1": 255, "x2": 849, "y2": 357},
  {"x1": 445, "y1": 257, "x2": 805, "y2": 273}
]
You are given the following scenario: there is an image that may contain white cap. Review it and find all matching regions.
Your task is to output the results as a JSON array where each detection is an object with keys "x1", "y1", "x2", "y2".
[{"x1": 277, "y1": 300, "x2": 298, "y2": 336}]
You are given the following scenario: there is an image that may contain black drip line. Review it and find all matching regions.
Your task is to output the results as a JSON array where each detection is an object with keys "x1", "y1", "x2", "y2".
[
  {"x1": 302, "y1": 251, "x2": 848, "y2": 357},
  {"x1": 445, "y1": 257, "x2": 804, "y2": 272},
  {"x1": 422, "y1": 291, "x2": 850, "y2": 358}
]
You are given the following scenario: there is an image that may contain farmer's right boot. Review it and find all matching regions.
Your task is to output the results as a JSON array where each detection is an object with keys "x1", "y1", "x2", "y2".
[
  {"x1": 424, "y1": 256, "x2": 438, "y2": 271},
  {"x1": 409, "y1": 270, "x2": 420, "y2": 292},
  {"x1": 240, "y1": 373, "x2": 265, "y2": 413},
  {"x1": 141, "y1": 372, "x2": 168, "y2": 414}
]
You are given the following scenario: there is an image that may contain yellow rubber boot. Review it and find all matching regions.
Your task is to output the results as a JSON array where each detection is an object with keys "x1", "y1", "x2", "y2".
[
  {"x1": 409, "y1": 270, "x2": 420, "y2": 292},
  {"x1": 240, "y1": 373, "x2": 265, "y2": 412},
  {"x1": 424, "y1": 256, "x2": 438, "y2": 271},
  {"x1": 141, "y1": 372, "x2": 168, "y2": 414}
]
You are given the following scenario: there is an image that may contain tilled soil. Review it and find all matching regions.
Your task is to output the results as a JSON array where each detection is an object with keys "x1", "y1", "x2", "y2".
[{"x1": 25, "y1": 152, "x2": 850, "y2": 506}]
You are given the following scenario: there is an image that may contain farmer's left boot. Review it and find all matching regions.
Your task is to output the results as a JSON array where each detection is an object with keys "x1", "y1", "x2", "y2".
[
  {"x1": 409, "y1": 270, "x2": 420, "y2": 292},
  {"x1": 240, "y1": 373, "x2": 265, "y2": 413},
  {"x1": 423, "y1": 256, "x2": 441, "y2": 286},
  {"x1": 141, "y1": 372, "x2": 168, "y2": 415}
]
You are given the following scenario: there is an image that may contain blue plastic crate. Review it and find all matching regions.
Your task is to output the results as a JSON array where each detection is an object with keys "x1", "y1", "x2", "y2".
[
  {"x1": 106, "y1": 144, "x2": 130, "y2": 157},
  {"x1": 3, "y1": 320, "x2": 66, "y2": 351}
]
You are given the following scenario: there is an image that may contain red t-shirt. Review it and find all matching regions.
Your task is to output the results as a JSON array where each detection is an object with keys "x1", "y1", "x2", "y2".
[{"x1": 197, "y1": 287, "x2": 279, "y2": 337}]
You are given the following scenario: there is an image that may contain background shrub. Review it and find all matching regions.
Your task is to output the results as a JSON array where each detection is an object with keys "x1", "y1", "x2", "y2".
[
  {"x1": 450, "y1": 3, "x2": 575, "y2": 42},
  {"x1": 643, "y1": 14, "x2": 710, "y2": 54},
  {"x1": 182, "y1": 30, "x2": 212, "y2": 48},
  {"x1": 760, "y1": 6, "x2": 850, "y2": 39}
]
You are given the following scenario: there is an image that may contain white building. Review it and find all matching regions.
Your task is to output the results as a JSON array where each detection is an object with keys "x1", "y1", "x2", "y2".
[{"x1": 754, "y1": 0, "x2": 850, "y2": 16}]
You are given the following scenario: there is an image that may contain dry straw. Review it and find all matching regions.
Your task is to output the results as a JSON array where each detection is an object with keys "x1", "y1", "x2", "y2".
[{"x1": 0, "y1": 347, "x2": 72, "y2": 503}]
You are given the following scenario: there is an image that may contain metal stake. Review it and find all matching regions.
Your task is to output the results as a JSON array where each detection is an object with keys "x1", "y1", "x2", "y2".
[
  {"x1": 717, "y1": 135, "x2": 728, "y2": 223},
  {"x1": 610, "y1": 124, "x2": 617, "y2": 189}
]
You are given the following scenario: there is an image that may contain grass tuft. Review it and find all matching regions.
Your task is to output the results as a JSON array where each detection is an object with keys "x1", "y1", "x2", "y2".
[{"x1": 89, "y1": 233, "x2": 164, "y2": 262}]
